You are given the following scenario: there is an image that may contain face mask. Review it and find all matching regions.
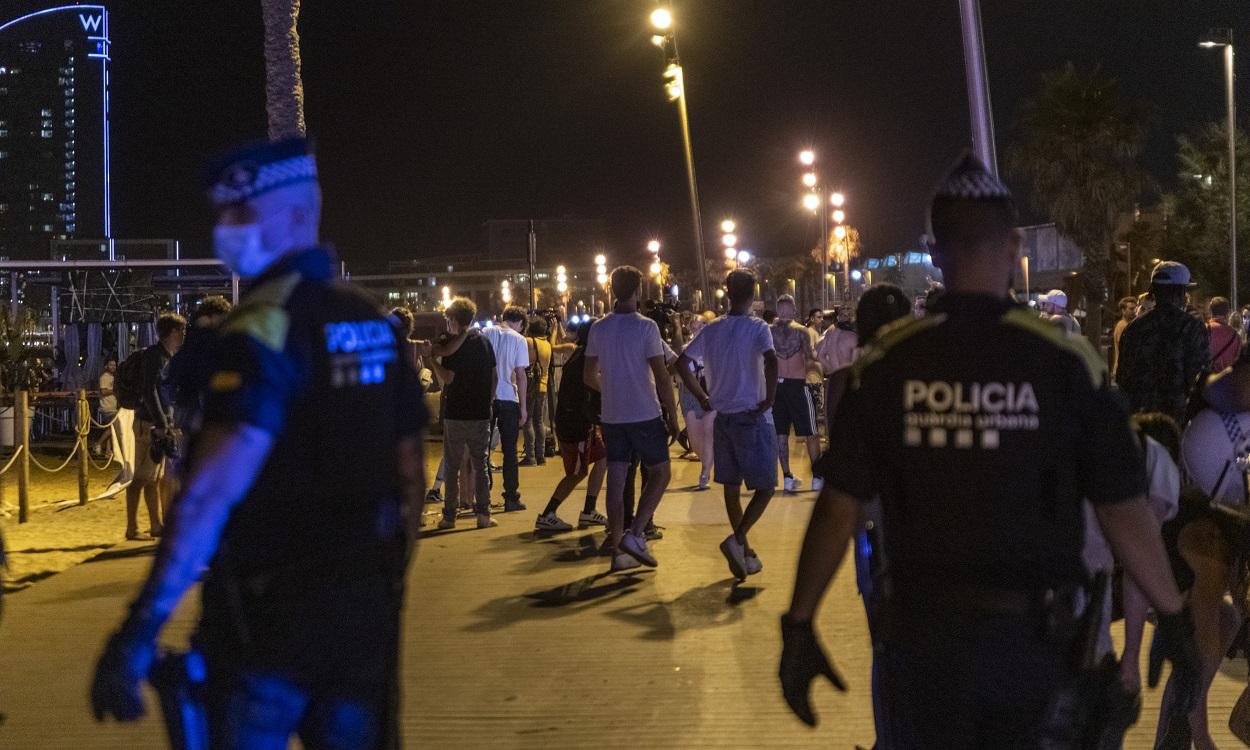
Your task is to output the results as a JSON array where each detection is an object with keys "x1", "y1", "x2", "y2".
[{"x1": 213, "y1": 223, "x2": 270, "y2": 278}]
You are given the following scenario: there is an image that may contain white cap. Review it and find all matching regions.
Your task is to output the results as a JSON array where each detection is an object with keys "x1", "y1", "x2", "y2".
[{"x1": 1047, "y1": 289, "x2": 1068, "y2": 311}]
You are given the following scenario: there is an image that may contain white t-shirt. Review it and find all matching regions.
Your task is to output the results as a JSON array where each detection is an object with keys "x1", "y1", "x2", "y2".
[
  {"x1": 481, "y1": 325, "x2": 530, "y2": 403},
  {"x1": 586, "y1": 312, "x2": 665, "y2": 424},
  {"x1": 684, "y1": 314, "x2": 775, "y2": 415},
  {"x1": 99, "y1": 370, "x2": 117, "y2": 413}
]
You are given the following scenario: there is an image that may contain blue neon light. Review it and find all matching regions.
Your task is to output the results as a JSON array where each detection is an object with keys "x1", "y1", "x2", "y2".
[{"x1": 0, "y1": 5, "x2": 110, "y2": 245}]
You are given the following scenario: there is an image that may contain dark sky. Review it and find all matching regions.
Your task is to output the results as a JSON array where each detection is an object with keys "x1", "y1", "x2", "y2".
[{"x1": 25, "y1": 1, "x2": 1250, "y2": 271}]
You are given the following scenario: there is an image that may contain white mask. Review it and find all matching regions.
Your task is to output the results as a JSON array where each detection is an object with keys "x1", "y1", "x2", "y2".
[{"x1": 213, "y1": 223, "x2": 270, "y2": 278}]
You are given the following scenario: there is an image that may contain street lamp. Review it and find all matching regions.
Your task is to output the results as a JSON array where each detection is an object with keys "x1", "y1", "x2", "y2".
[
  {"x1": 830, "y1": 192, "x2": 845, "y2": 208},
  {"x1": 649, "y1": 6, "x2": 709, "y2": 305},
  {"x1": 720, "y1": 218, "x2": 736, "y2": 233},
  {"x1": 1201, "y1": 27, "x2": 1237, "y2": 310},
  {"x1": 736, "y1": 250, "x2": 751, "y2": 264},
  {"x1": 799, "y1": 149, "x2": 815, "y2": 166},
  {"x1": 802, "y1": 193, "x2": 820, "y2": 212},
  {"x1": 721, "y1": 233, "x2": 737, "y2": 248},
  {"x1": 556, "y1": 265, "x2": 568, "y2": 294},
  {"x1": 802, "y1": 172, "x2": 818, "y2": 188},
  {"x1": 501, "y1": 279, "x2": 512, "y2": 305},
  {"x1": 647, "y1": 239, "x2": 661, "y2": 254}
]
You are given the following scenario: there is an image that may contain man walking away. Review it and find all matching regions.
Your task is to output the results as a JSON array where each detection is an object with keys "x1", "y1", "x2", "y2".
[
  {"x1": 124, "y1": 313, "x2": 186, "y2": 540},
  {"x1": 1206, "y1": 296, "x2": 1242, "y2": 373},
  {"x1": 585, "y1": 266, "x2": 680, "y2": 572},
  {"x1": 482, "y1": 306, "x2": 530, "y2": 511},
  {"x1": 522, "y1": 317, "x2": 553, "y2": 466},
  {"x1": 434, "y1": 297, "x2": 497, "y2": 530},
  {"x1": 771, "y1": 295, "x2": 822, "y2": 493},
  {"x1": 1118, "y1": 262, "x2": 1210, "y2": 424},
  {"x1": 677, "y1": 270, "x2": 777, "y2": 580}
]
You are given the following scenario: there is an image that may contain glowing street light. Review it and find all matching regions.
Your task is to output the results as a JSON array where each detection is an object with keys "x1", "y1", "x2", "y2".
[
  {"x1": 802, "y1": 193, "x2": 820, "y2": 212},
  {"x1": 650, "y1": 7, "x2": 673, "y2": 30},
  {"x1": 721, "y1": 232, "x2": 737, "y2": 248},
  {"x1": 596, "y1": 273, "x2": 609, "y2": 285},
  {"x1": 832, "y1": 209, "x2": 846, "y2": 224},
  {"x1": 647, "y1": 239, "x2": 661, "y2": 254},
  {"x1": 724, "y1": 247, "x2": 738, "y2": 260},
  {"x1": 594, "y1": 253, "x2": 606, "y2": 266},
  {"x1": 802, "y1": 172, "x2": 818, "y2": 188},
  {"x1": 649, "y1": 261, "x2": 663, "y2": 275},
  {"x1": 799, "y1": 149, "x2": 815, "y2": 166},
  {"x1": 834, "y1": 225, "x2": 848, "y2": 240},
  {"x1": 720, "y1": 219, "x2": 736, "y2": 233},
  {"x1": 736, "y1": 250, "x2": 751, "y2": 264},
  {"x1": 501, "y1": 279, "x2": 512, "y2": 304},
  {"x1": 830, "y1": 192, "x2": 846, "y2": 207}
]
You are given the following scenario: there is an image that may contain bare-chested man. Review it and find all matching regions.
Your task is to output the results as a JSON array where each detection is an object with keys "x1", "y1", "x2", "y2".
[{"x1": 771, "y1": 295, "x2": 821, "y2": 493}]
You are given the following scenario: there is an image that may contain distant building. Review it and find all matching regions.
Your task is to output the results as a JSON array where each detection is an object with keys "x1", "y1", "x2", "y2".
[{"x1": 0, "y1": 4, "x2": 111, "y2": 259}]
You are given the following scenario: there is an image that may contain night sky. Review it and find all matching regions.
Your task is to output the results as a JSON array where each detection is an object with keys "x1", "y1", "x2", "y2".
[{"x1": 15, "y1": 1, "x2": 1250, "y2": 271}]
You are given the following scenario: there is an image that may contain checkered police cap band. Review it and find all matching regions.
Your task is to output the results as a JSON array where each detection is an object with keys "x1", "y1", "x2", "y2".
[
  {"x1": 209, "y1": 154, "x2": 318, "y2": 206},
  {"x1": 933, "y1": 153, "x2": 1012, "y2": 201}
]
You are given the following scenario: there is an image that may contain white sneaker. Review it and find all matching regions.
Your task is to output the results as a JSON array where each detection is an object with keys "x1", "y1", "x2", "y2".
[
  {"x1": 697, "y1": 472, "x2": 711, "y2": 490},
  {"x1": 719, "y1": 534, "x2": 748, "y2": 580},
  {"x1": 610, "y1": 553, "x2": 642, "y2": 573},
  {"x1": 476, "y1": 514, "x2": 497, "y2": 529},
  {"x1": 783, "y1": 476, "x2": 799, "y2": 494},
  {"x1": 437, "y1": 517, "x2": 455, "y2": 530},
  {"x1": 578, "y1": 510, "x2": 608, "y2": 528},
  {"x1": 811, "y1": 477, "x2": 824, "y2": 493},
  {"x1": 619, "y1": 529, "x2": 657, "y2": 567},
  {"x1": 745, "y1": 553, "x2": 763, "y2": 576},
  {"x1": 535, "y1": 513, "x2": 573, "y2": 532}
]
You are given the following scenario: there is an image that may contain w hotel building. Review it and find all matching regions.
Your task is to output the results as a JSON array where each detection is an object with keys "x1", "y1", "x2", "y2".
[{"x1": 0, "y1": 4, "x2": 110, "y2": 259}]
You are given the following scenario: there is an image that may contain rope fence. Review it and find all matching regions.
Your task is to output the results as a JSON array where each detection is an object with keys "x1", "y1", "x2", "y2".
[{"x1": 0, "y1": 390, "x2": 125, "y2": 523}]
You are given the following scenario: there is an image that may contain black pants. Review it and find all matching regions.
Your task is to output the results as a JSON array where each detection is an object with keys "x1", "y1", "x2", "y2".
[
  {"x1": 492, "y1": 399, "x2": 521, "y2": 503},
  {"x1": 875, "y1": 614, "x2": 1074, "y2": 749}
]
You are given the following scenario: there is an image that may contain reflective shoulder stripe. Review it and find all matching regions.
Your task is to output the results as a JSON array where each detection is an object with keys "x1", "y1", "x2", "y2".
[
  {"x1": 851, "y1": 314, "x2": 947, "y2": 384},
  {"x1": 1001, "y1": 307, "x2": 1106, "y2": 387},
  {"x1": 222, "y1": 272, "x2": 301, "y2": 352}
]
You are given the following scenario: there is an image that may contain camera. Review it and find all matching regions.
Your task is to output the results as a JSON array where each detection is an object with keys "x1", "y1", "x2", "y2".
[{"x1": 644, "y1": 300, "x2": 680, "y2": 344}]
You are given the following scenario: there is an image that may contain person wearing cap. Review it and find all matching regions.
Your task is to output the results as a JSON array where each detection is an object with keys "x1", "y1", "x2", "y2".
[
  {"x1": 1117, "y1": 261, "x2": 1210, "y2": 424},
  {"x1": 90, "y1": 137, "x2": 428, "y2": 747},
  {"x1": 1042, "y1": 288, "x2": 1080, "y2": 335},
  {"x1": 778, "y1": 153, "x2": 1200, "y2": 746}
]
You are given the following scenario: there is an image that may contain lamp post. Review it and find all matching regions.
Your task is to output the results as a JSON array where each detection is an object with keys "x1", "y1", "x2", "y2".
[
  {"x1": 647, "y1": 239, "x2": 663, "y2": 300},
  {"x1": 593, "y1": 252, "x2": 608, "y2": 314},
  {"x1": 720, "y1": 219, "x2": 739, "y2": 270},
  {"x1": 799, "y1": 150, "x2": 829, "y2": 309},
  {"x1": 957, "y1": 0, "x2": 998, "y2": 177},
  {"x1": 650, "y1": 6, "x2": 710, "y2": 305},
  {"x1": 1201, "y1": 28, "x2": 1238, "y2": 310}
]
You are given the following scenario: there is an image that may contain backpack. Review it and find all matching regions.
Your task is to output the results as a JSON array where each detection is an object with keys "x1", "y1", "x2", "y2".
[
  {"x1": 114, "y1": 347, "x2": 147, "y2": 410},
  {"x1": 525, "y1": 338, "x2": 544, "y2": 400}
]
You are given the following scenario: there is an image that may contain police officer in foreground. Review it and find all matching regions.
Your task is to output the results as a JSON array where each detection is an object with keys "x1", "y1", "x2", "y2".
[
  {"x1": 779, "y1": 154, "x2": 1201, "y2": 747},
  {"x1": 90, "y1": 137, "x2": 427, "y2": 748}
]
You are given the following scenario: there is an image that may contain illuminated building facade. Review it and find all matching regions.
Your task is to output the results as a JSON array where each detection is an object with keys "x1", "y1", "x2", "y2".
[{"x1": 0, "y1": 5, "x2": 110, "y2": 259}]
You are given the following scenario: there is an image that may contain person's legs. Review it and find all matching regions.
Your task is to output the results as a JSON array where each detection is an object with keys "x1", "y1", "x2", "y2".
[
  {"x1": 532, "y1": 392, "x2": 547, "y2": 464},
  {"x1": 804, "y1": 435, "x2": 821, "y2": 473},
  {"x1": 1176, "y1": 518, "x2": 1232, "y2": 748},
  {"x1": 699, "y1": 411, "x2": 716, "y2": 483},
  {"x1": 465, "y1": 419, "x2": 492, "y2": 517},
  {"x1": 605, "y1": 461, "x2": 628, "y2": 551},
  {"x1": 494, "y1": 400, "x2": 522, "y2": 507},
  {"x1": 460, "y1": 451, "x2": 474, "y2": 507},
  {"x1": 626, "y1": 418, "x2": 673, "y2": 536},
  {"x1": 776, "y1": 432, "x2": 792, "y2": 477},
  {"x1": 584, "y1": 459, "x2": 606, "y2": 514},
  {"x1": 441, "y1": 422, "x2": 466, "y2": 522},
  {"x1": 622, "y1": 455, "x2": 638, "y2": 527},
  {"x1": 522, "y1": 392, "x2": 537, "y2": 462},
  {"x1": 124, "y1": 482, "x2": 142, "y2": 537},
  {"x1": 542, "y1": 442, "x2": 587, "y2": 517},
  {"x1": 297, "y1": 690, "x2": 382, "y2": 750},
  {"x1": 144, "y1": 475, "x2": 163, "y2": 534}
]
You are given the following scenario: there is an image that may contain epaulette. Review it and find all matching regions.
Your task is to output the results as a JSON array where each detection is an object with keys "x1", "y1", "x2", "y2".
[
  {"x1": 1000, "y1": 307, "x2": 1106, "y2": 387},
  {"x1": 222, "y1": 272, "x2": 301, "y2": 352},
  {"x1": 851, "y1": 314, "x2": 947, "y2": 386}
]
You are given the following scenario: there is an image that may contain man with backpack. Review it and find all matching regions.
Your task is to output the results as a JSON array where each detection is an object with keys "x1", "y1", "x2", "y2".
[{"x1": 116, "y1": 312, "x2": 186, "y2": 540}]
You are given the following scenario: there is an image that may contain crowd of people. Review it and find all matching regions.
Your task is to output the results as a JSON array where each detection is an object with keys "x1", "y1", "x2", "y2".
[{"x1": 71, "y1": 136, "x2": 1250, "y2": 749}]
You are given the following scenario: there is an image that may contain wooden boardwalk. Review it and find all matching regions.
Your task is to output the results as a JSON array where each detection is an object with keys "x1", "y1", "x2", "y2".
[{"x1": 0, "y1": 453, "x2": 1247, "y2": 748}]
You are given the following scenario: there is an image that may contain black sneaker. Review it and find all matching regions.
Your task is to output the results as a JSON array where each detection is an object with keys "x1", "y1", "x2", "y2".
[
  {"x1": 644, "y1": 523, "x2": 663, "y2": 541},
  {"x1": 425, "y1": 488, "x2": 442, "y2": 504},
  {"x1": 504, "y1": 499, "x2": 527, "y2": 512},
  {"x1": 519, "y1": 458, "x2": 536, "y2": 467}
]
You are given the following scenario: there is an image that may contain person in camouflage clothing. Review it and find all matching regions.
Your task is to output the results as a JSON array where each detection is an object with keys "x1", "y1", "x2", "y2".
[{"x1": 1117, "y1": 261, "x2": 1210, "y2": 423}]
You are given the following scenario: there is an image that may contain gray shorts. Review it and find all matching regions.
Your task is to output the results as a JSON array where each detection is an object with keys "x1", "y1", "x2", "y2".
[{"x1": 713, "y1": 411, "x2": 778, "y2": 490}]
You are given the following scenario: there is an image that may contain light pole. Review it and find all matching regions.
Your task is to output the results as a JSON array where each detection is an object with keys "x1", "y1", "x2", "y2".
[
  {"x1": 650, "y1": 7, "x2": 710, "y2": 306},
  {"x1": 594, "y1": 253, "x2": 608, "y2": 314},
  {"x1": 647, "y1": 239, "x2": 664, "y2": 300},
  {"x1": 831, "y1": 192, "x2": 850, "y2": 301},
  {"x1": 720, "y1": 219, "x2": 739, "y2": 270},
  {"x1": 957, "y1": 0, "x2": 998, "y2": 177},
  {"x1": 1201, "y1": 28, "x2": 1238, "y2": 310},
  {"x1": 799, "y1": 150, "x2": 828, "y2": 309}
]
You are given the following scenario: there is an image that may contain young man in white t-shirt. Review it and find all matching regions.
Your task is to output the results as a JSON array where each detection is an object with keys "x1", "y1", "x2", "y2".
[
  {"x1": 481, "y1": 307, "x2": 530, "y2": 511},
  {"x1": 678, "y1": 269, "x2": 778, "y2": 579},
  {"x1": 584, "y1": 266, "x2": 680, "y2": 572}
]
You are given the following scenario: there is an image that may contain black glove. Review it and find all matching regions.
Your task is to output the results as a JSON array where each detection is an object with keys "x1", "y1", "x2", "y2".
[
  {"x1": 1148, "y1": 607, "x2": 1202, "y2": 715},
  {"x1": 779, "y1": 615, "x2": 847, "y2": 726},
  {"x1": 91, "y1": 631, "x2": 156, "y2": 722}
]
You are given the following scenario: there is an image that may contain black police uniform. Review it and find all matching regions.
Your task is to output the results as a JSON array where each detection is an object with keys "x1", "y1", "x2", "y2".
[
  {"x1": 196, "y1": 246, "x2": 426, "y2": 738},
  {"x1": 819, "y1": 293, "x2": 1146, "y2": 747}
]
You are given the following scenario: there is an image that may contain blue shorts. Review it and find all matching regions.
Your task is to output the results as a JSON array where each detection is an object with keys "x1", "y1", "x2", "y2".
[
  {"x1": 713, "y1": 411, "x2": 778, "y2": 490},
  {"x1": 602, "y1": 418, "x2": 671, "y2": 467}
]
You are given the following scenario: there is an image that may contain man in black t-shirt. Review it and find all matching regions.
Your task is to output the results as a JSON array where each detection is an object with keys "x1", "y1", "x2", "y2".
[{"x1": 434, "y1": 297, "x2": 497, "y2": 530}]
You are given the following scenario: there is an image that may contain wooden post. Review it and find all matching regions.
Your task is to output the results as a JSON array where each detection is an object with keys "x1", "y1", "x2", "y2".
[
  {"x1": 16, "y1": 390, "x2": 29, "y2": 523},
  {"x1": 77, "y1": 389, "x2": 89, "y2": 506}
]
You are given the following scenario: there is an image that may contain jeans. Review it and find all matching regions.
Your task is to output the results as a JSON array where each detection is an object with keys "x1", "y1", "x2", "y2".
[
  {"x1": 442, "y1": 419, "x2": 491, "y2": 519},
  {"x1": 492, "y1": 399, "x2": 521, "y2": 503},
  {"x1": 205, "y1": 669, "x2": 390, "y2": 750},
  {"x1": 522, "y1": 390, "x2": 546, "y2": 462}
]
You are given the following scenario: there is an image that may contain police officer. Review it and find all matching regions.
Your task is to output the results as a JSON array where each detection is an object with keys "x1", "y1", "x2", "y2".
[
  {"x1": 778, "y1": 154, "x2": 1201, "y2": 747},
  {"x1": 90, "y1": 137, "x2": 427, "y2": 748}
]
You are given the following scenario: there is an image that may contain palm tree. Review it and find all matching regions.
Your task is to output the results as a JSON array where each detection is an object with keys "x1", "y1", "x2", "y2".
[
  {"x1": 1007, "y1": 63, "x2": 1150, "y2": 347},
  {"x1": 260, "y1": 0, "x2": 306, "y2": 139}
]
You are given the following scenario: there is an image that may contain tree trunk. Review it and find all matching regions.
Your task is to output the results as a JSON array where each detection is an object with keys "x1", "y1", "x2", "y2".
[{"x1": 261, "y1": 0, "x2": 306, "y2": 140}]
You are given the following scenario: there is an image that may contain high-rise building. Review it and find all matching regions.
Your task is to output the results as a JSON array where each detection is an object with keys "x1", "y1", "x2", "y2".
[{"x1": 0, "y1": 4, "x2": 110, "y2": 259}]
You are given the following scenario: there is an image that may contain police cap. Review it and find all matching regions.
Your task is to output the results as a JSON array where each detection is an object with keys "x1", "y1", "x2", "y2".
[{"x1": 207, "y1": 137, "x2": 318, "y2": 207}]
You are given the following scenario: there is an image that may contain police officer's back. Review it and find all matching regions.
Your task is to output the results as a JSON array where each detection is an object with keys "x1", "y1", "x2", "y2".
[
  {"x1": 91, "y1": 138, "x2": 427, "y2": 749},
  {"x1": 779, "y1": 155, "x2": 1199, "y2": 748}
]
